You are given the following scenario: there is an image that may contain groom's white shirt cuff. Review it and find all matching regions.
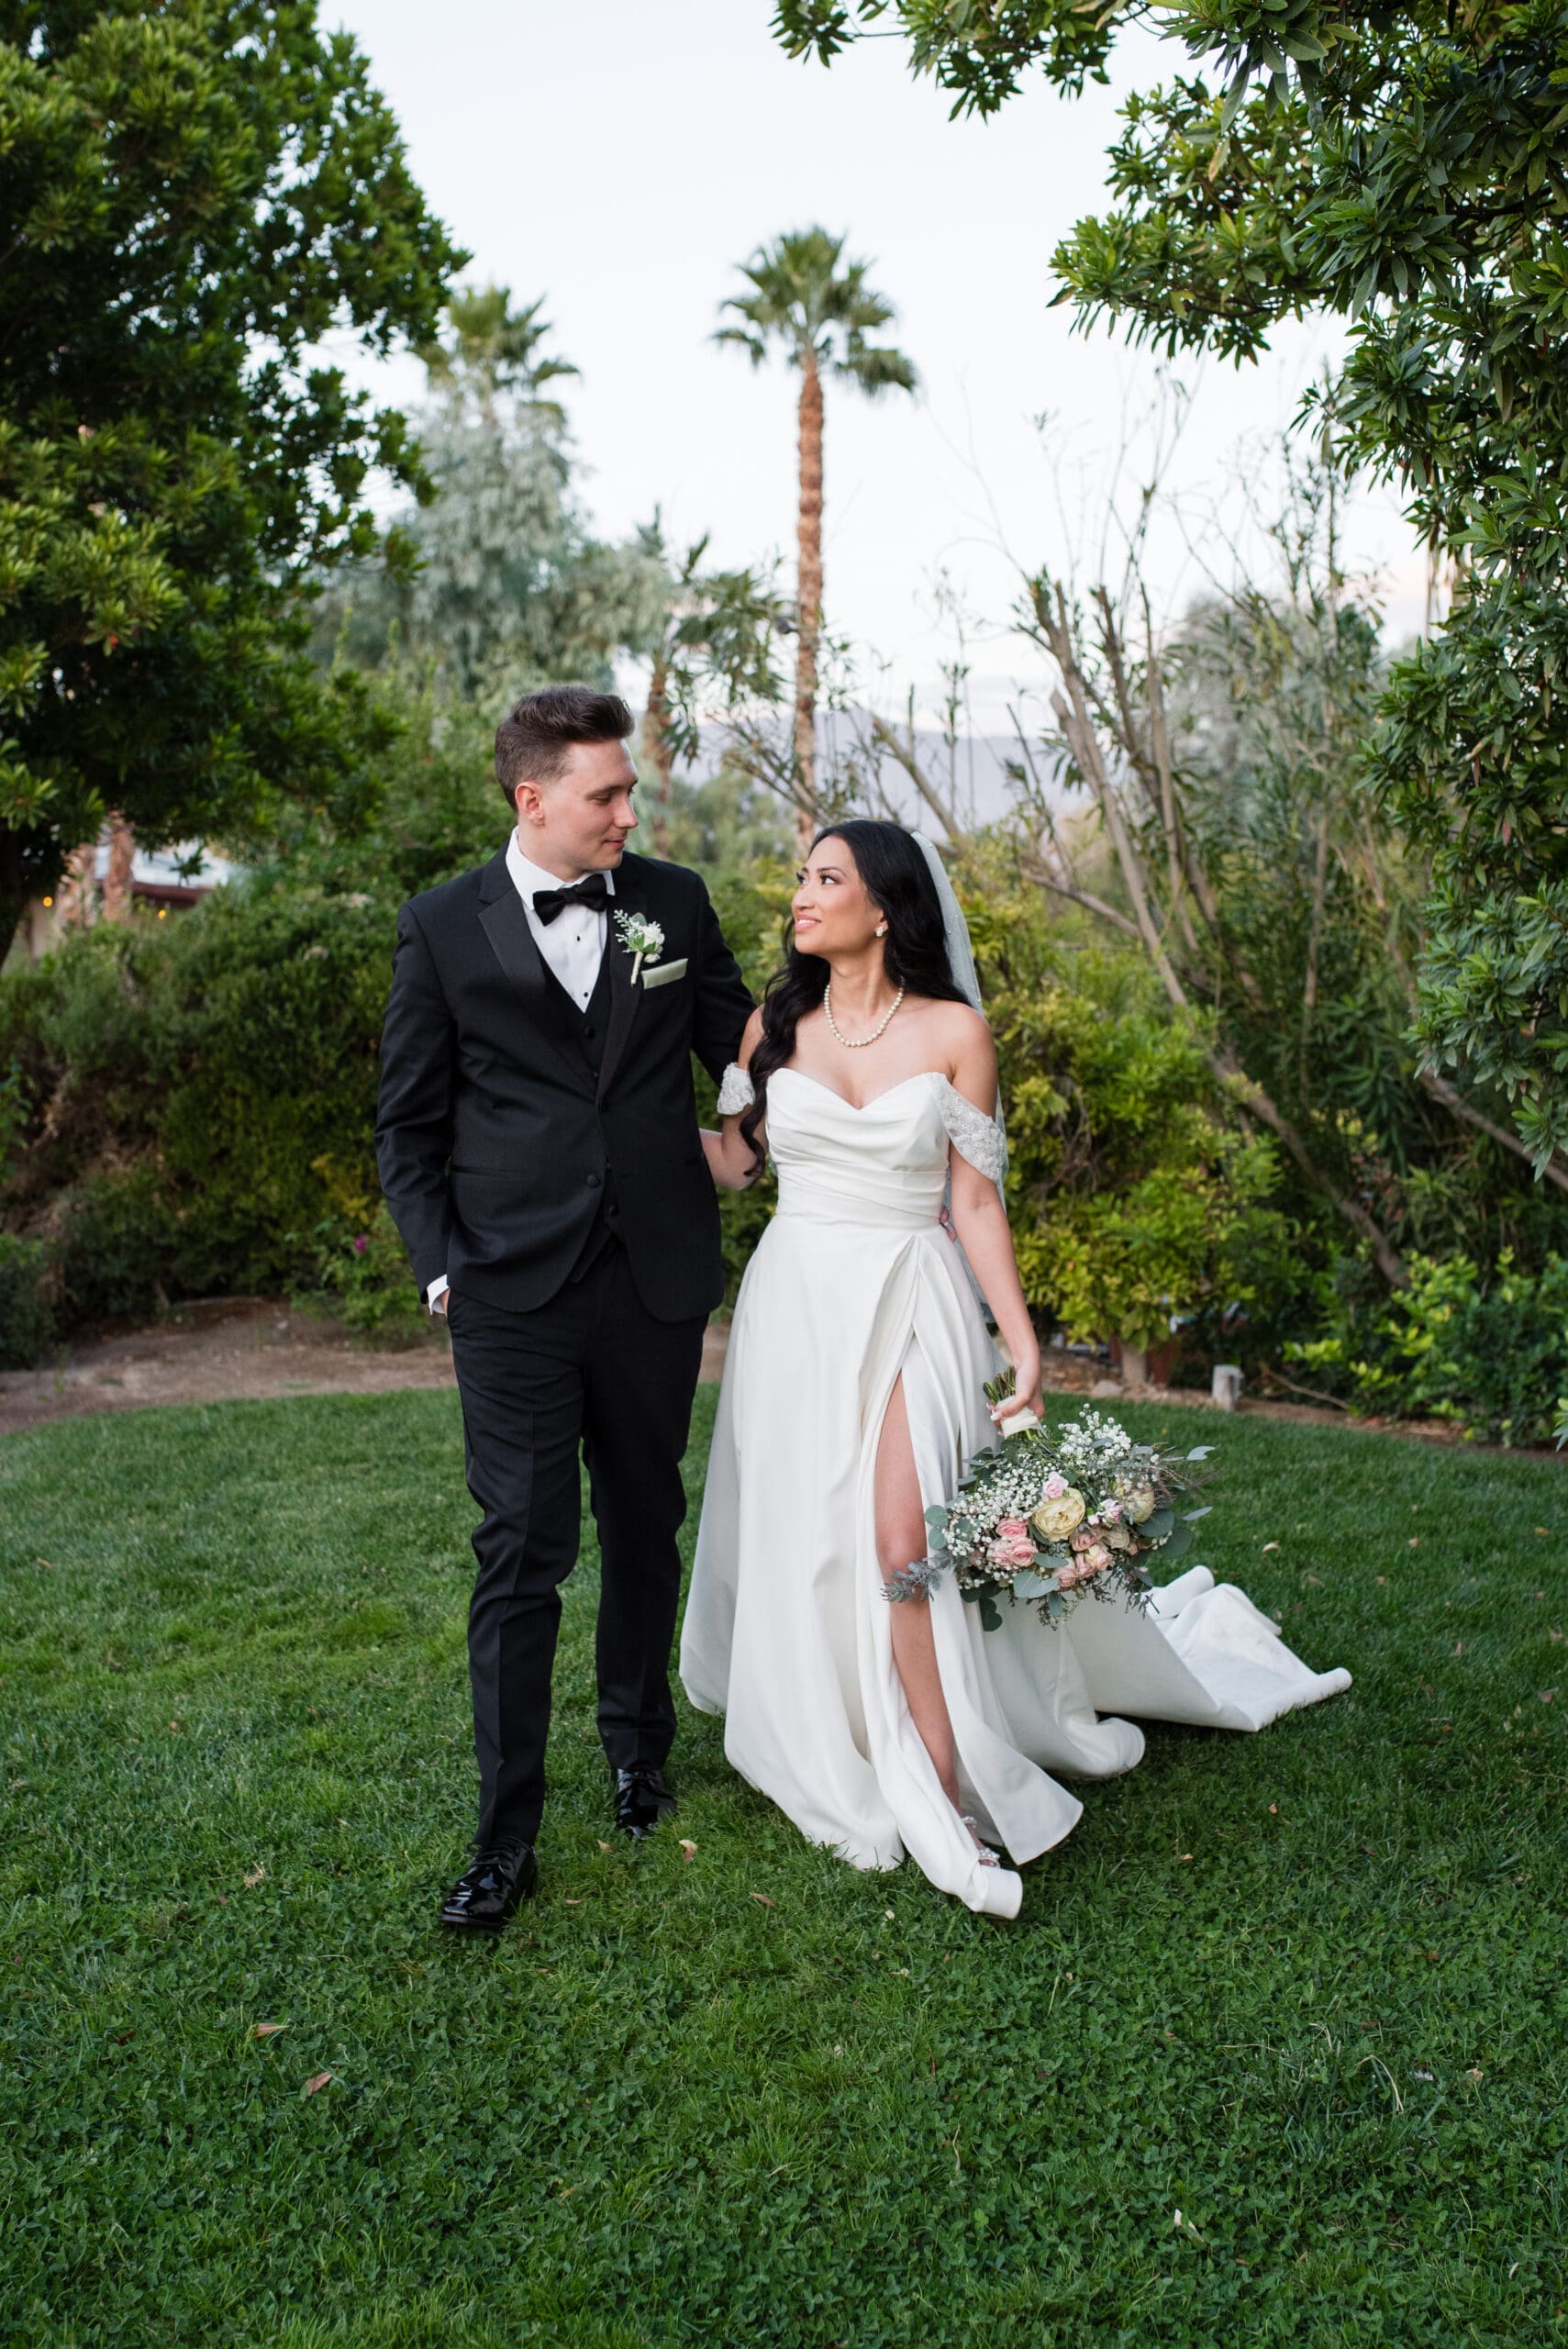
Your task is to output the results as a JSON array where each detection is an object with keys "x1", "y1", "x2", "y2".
[{"x1": 427, "y1": 1274, "x2": 450, "y2": 1312}]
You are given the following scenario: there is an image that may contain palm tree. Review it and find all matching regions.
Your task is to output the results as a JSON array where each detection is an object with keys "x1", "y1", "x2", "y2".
[
  {"x1": 635, "y1": 511, "x2": 791, "y2": 852},
  {"x1": 418, "y1": 285, "x2": 579, "y2": 427},
  {"x1": 716, "y1": 229, "x2": 917, "y2": 848}
]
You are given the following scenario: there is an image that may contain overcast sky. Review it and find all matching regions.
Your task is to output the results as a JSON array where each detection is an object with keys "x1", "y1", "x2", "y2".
[{"x1": 328, "y1": 0, "x2": 1426, "y2": 727}]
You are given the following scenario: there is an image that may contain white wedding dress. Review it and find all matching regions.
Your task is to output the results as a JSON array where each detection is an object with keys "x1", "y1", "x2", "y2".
[{"x1": 679, "y1": 1066, "x2": 1351, "y2": 1919}]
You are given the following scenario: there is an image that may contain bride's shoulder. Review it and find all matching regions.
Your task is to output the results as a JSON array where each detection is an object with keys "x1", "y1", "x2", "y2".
[
  {"x1": 919, "y1": 997, "x2": 995, "y2": 1096},
  {"x1": 917, "y1": 996, "x2": 992, "y2": 1049},
  {"x1": 739, "y1": 1005, "x2": 766, "y2": 1067}
]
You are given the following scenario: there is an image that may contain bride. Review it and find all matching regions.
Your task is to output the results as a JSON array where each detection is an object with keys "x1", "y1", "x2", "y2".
[{"x1": 680, "y1": 820, "x2": 1349, "y2": 1919}]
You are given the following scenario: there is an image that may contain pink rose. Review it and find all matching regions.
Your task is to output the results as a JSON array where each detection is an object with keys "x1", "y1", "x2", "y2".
[
  {"x1": 1041, "y1": 1473, "x2": 1068, "y2": 1502},
  {"x1": 1076, "y1": 1542, "x2": 1113, "y2": 1577},
  {"x1": 987, "y1": 1531, "x2": 1036, "y2": 1568},
  {"x1": 1097, "y1": 1499, "x2": 1122, "y2": 1524},
  {"x1": 996, "y1": 1518, "x2": 1030, "y2": 1541},
  {"x1": 1071, "y1": 1528, "x2": 1098, "y2": 1552},
  {"x1": 1055, "y1": 1560, "x2": 1081, "y2": 1589}
]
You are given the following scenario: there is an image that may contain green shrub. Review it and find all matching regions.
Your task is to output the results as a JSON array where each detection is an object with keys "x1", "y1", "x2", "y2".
[
  {"x1": 1, "y1": 885, "x2": 395, "y2": 1325},
  {"x1": 962, "y1": 872, "x2": 1296, "y2": 1359},
  {"x1": 698, "y1": 863, "x2": 788, "y2": 1304},
  {"x1": 51, "y1": 1161, "x2": 181, "y2": 1326},
  {"x1": 300, "y1": 1201, "x2": 431, "y2": 1347},
  {"x1": 0, "y1": 1062, "x2": 54, "y2": 1364},
  {"x1": 1288, "y1": 1249, "x2": 1568, "y2": 1445},
  {"x1": 0, "y1": 1231, "x2": 53, "y2": 1367}
]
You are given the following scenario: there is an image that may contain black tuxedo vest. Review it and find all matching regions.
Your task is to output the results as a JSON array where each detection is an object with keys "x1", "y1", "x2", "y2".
[
  {"x1": 543, "y1": 946, "x2": 618, "y2": 1281},
  {"x1": 374, "y1": 848, "x2": 754, "y2": 1322}
]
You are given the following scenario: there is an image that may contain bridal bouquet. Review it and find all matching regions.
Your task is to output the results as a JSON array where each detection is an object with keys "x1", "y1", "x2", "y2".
[{"x1": 922, "y1": 1378, "x2": 1216, "y2": 1631}]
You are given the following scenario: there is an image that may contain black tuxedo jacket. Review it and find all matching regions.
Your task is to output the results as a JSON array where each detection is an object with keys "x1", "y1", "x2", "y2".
[{"x1": 375, "y1": 848, "x2": 753, "y2": 1322}]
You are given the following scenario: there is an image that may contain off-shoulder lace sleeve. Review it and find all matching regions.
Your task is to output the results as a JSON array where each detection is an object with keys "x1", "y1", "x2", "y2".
[
  {"x1": 936, "y1": 1079, "x2": 1007, "y2": 1186},
  {"x1": 716, "y1": 1062, "x2": 755, "y2": 1116}
]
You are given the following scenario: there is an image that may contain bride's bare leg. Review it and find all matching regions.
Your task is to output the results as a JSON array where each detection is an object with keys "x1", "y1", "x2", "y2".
[{"x1": 874, "y1": 1375, "x2": 961, "y2": 1809}]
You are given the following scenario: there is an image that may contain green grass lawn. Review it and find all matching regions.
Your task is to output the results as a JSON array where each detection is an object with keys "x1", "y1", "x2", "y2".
[{"x1": 2, "y1": 1390, "x2": 1564, "y2": 2347}]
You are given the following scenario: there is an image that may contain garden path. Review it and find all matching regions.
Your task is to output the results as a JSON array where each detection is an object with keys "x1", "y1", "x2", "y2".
[
  {"x1": 0, "y1": 1298, "x2": 1515, "y2": 1450},
  {"x1": 0, "y1": 1300, "x2": 734, "y2": 1436}
]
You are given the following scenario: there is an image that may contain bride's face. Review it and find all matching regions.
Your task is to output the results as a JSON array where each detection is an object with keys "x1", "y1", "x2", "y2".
[{"x1": 792, "y1": 836, "x2": 884, "y2": 961}]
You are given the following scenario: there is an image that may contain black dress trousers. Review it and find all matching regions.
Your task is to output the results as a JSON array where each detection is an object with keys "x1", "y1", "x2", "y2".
[
  {"x1": 376, "y1": 851, "x2": 753, "y2": 1853},
  {"x1": 447, "y1": 1242, "x2": 706, "y2": 1853}
]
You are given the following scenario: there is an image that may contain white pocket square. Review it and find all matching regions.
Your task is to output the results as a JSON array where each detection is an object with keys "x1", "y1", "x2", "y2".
[{"x1": 641, "y1": 957, "x2": 687, "y2": 990}]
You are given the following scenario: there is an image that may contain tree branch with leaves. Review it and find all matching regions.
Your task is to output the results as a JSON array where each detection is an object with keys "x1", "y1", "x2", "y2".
[{"x1": 0, "y1": 0, "x2": 464, "y2": 956}]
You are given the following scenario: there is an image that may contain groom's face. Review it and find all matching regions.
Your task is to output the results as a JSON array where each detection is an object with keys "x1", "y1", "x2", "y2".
[{"x1": 513, "y1": 737, "x2": 639, "y2": 877}]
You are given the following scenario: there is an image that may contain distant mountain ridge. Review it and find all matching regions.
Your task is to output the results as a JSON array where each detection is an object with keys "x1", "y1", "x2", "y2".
[{"x1": 673, "y1": 706, "x2": 1073, "y2": 834}]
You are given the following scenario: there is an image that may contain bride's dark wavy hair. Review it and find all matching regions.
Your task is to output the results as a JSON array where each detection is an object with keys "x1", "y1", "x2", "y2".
[{"x1": 740, "y1": 819, "x2": 968, "y2": 1170}]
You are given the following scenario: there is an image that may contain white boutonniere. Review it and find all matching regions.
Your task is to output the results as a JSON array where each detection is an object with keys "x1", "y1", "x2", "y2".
[{"x1": 614, "y1": 909, "x2": 665, "y2": 985}]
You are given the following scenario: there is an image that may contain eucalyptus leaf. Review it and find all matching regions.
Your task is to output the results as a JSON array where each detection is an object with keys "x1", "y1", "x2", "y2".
[{"x1": 1158, "y1": 1517, "x2": 1195, "y2": 1564}]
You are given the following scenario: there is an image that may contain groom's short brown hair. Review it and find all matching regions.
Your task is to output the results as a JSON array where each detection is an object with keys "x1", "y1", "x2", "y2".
[{"x1": 495, "y1": 685, "x2": 634, "y2": 802}]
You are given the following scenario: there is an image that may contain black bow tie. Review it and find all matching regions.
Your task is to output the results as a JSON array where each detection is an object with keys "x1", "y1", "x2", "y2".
[{"x1": 532, "y1": 873, "x2": 610, "y2": 925}]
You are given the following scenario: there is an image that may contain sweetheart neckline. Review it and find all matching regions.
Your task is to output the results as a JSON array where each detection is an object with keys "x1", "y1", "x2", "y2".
[{"x1": 772, "y1": 1067, "x2": 951, "y2": 1115}]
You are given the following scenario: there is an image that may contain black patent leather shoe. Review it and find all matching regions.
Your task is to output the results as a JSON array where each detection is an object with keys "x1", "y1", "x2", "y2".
[
  {"x1": 437, "y1": 1842, "x2": 538, "y2": 1932},
  {"x1": 611, "y1": 1765, "x2": 676, "y2": 1841}
]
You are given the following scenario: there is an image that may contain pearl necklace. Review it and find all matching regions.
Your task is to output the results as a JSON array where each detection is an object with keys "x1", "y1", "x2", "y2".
[{"x1": 824, "y1": 980, "x2": 906, "y2": 1050}]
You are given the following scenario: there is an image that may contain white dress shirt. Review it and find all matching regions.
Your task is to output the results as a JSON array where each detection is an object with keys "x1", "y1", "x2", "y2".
[
  {"x1": 427, "y1": 837, "x2": 617, "y2": 1312},
  {"x1": 506, "y1": 832, "x2": 616, "y2": 1009}
]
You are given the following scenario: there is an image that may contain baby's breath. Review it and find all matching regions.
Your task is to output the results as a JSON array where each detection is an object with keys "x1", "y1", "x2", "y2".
[{"x1": 928, "y1": 1401, "x2": 1216, "y2": 1631}]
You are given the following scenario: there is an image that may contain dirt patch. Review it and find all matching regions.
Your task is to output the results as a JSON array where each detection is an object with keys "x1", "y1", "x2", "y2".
[
  {"x1": 1038, "y1": 1352, "x2": 1551, "y2": 1454},
  {"x1": 0, "y1": 1297, "x2": 730, "y2": 1440},
  {"x1": 0, "y1": 1303, "x2": 1550, "y2": 1458}
]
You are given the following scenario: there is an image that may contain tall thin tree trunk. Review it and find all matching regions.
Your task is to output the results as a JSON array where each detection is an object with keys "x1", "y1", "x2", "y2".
[
  {"x1": 101, "y1": 813, "x2": 135, "y2": 923},
  {"x1": 0, "y1": 829, "x2": 28, "y2": 966},
  {"x1": 642, "y1": 657, "x2": 674, "y2": 857},
  {"x1": 58, "y1": 839, "x2": 99, "y2": 930},
  {"x1": 793, "y1": 351, "x2": 824, "y2": 856},
  {"x1": 1300, "y1": 810, "x2": 1329, "y2": 1088}
]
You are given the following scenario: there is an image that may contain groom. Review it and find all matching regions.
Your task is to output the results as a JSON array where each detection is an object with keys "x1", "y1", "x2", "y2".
[{"x1": 376, "y1": 686, "x2": 753, "y2": 1929}]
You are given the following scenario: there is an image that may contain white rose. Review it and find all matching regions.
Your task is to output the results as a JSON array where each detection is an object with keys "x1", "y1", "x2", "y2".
[{"x1": 1029, "y1": 1488, "x2": 1086, "y2": 1543}]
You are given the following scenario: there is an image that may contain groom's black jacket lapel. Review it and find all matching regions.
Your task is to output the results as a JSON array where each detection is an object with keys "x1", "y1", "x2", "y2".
[
  {"x1": 476, "y1": 849, "x2": 591, "y2": 1086},
  {"x1": 596, "y1": 867, "x2": 644, "y2": 1104},
  {"x1": 375, "y1": 844, "x2": 754, "y2": 1323}
]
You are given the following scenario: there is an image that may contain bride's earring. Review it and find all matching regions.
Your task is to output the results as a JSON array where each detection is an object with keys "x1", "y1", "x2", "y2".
[{"x1": 874, "y1": 922, "x2": 887, "y2": 938}]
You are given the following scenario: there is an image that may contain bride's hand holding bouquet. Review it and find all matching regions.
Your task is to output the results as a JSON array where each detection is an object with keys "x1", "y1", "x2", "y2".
[
  {"x1": 989, "y1": 1337, "x2": 1044, "y2": 1430},
  {"x1": 936, "y1": 1371, "x2": 1218, "y2": 1631}
]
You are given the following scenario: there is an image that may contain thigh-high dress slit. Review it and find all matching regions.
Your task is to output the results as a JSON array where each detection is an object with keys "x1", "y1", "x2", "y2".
[{"x1": 680, "y1": 1068, "x2": 1350, "y2": 1917}]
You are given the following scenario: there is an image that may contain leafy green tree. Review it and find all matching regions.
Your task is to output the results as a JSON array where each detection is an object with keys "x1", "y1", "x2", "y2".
[
  {"x1": 961, "y1": 869, "x2": 1295, "y2": 1374},
  {"x1": 717, "y1": 228, "x2": 917, "y2": 848},
  {"x1": 773, "y1": 0, "x2": 1568, "y2": 1169},
  {"x1": 633, "y1": 513, "x2": 791, "y2": 853},
  {"x1": 264, "y1": 668, "x2": 509, "y2": 907},
  {"x1": 416, "y1": 284, "x2": 580, "y2": 424},
  {"x1": 0, "y1": 0, "x2": 462, "y2": 957},
  {"x1": 317, "y1": 287, "x2": 667, "y2": 696},
  {"x1": 1020, "y1": 503, "x2": 1568, "y2": 1286},
  {"x1": 0, "y1": 881, "x2": 396, "y2": 1323}
]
